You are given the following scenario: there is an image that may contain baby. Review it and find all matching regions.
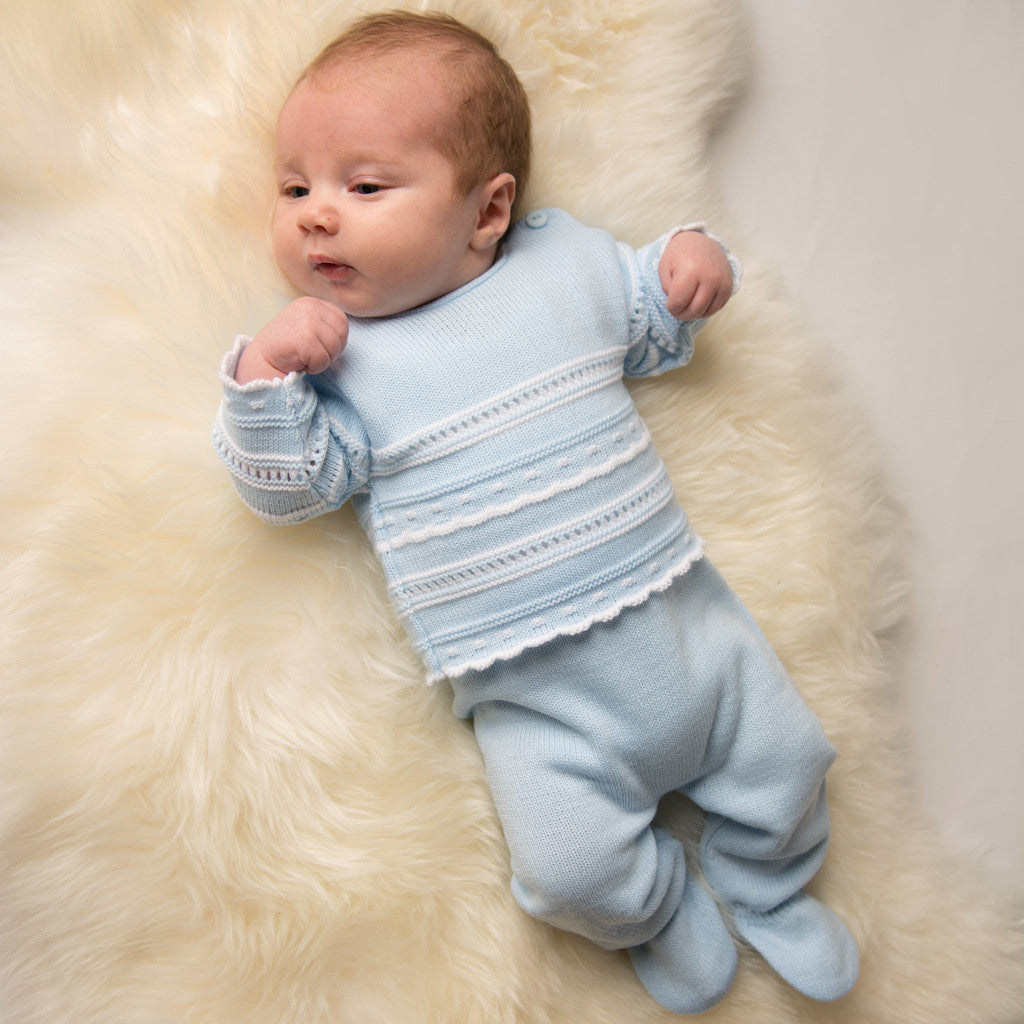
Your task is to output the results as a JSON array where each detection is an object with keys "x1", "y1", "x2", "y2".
[{"x1": 212, "y1": 10, "x2": 858, "y2": 1015}]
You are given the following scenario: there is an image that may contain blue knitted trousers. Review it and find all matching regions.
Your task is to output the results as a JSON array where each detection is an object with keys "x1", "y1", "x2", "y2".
[{"x1": 452, "y1": 558, "x2": 858, "y2": 1014}]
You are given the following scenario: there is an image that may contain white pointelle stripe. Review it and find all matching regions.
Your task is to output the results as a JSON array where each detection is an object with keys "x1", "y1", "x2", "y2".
[
  {"x1": 377, "y1": 429, "x2": 653, "y2": 552},
  {"x1": 371, "y1": 346, "x2": 628, "y2": 475},
  {"x1": 390, "y1": 467, "x2": 676, "y2": 613}
]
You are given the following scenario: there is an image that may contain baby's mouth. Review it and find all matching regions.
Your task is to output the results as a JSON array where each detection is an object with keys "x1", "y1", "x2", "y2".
[{"x1": 310, "y1": 257, "x2": 352, "y2": 280}]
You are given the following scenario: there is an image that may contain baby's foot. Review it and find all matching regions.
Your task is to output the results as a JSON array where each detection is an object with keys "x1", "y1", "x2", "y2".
[
  {"x1": 731, "y1": 890, "x2": 858, "y2": 1002},
  {"x1": 629, "y1": 880, "x2": 738, "y2": 1015}
]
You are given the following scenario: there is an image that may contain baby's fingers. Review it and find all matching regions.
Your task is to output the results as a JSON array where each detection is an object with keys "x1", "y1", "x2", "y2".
[
  {"x1": 682, "y1": 281, "x2": 726, "y2": 320},
  {"x1": 304, "y1": 326, "x2": 344, "y2": 373},
  {"x1": 664, "y1": 274, "x2": 701, "y2": 320},
  {"x1": 300, "y1": 301, "x2": 348, "y2": 372}
]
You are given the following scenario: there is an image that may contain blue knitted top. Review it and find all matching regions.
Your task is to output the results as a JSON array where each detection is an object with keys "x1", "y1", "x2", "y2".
[{"x1": 212, "y1": 208, "x2": 738, "y2": 682}]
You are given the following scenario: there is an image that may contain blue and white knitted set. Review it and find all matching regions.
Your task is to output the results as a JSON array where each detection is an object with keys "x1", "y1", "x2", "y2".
[
  {"x1": 213, "y1": 208, "x2": 858, "y2": 1013},
  {"x1": 214, "y1": 208, "x2": 713, "y2": 682}
]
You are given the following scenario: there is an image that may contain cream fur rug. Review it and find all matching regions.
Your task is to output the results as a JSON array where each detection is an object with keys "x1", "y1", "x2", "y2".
[{"x1": 1, "y1": 1, "x2": 1021, "y2": 1021}]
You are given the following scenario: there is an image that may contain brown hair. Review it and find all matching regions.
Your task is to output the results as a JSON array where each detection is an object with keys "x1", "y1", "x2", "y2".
[{"x1": 301, "y1": 11, "x2": 532, "y2": 219}]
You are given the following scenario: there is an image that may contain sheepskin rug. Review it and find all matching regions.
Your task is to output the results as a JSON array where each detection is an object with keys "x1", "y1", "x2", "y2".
[{"x1": 1, "y1": 1, "x2": 1021, "y2": 1021}]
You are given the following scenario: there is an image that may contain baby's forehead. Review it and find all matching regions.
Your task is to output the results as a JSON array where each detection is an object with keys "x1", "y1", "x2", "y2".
[
  {"x1": 274, "y1": 50, "x2": 459, "y2": 162},
  {"x1": 283, "y1": 49, "x2": 459, "y2": 139},
  {"x1": 306, "y1": 43, "x2": 457, "y2": 98}
]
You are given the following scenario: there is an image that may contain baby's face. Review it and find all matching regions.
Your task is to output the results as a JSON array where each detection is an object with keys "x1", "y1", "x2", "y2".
[{"x1": 271, "y1": 58, "x2": 491, "y2": 318}]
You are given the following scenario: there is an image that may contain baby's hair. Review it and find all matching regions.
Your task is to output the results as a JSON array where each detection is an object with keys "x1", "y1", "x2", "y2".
[{"x1": 301, "y1": 10, "x2": 532, "y2": 219}]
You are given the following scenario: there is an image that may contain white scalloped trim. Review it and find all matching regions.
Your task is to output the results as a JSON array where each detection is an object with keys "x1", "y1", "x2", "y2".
[{"x1": 424, "y1": 545, "x2": 705, "y2": 684}]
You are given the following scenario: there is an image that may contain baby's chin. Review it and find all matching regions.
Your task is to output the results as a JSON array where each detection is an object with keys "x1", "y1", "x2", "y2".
[
  {"x1": 300, "y1": 284, "x2": 419, "y2": 320},
  {"x1": 289, "y1": 268, "x2": 453, "y2": 320},
  {"x1": 328, "y1": 291, "x2": 445, "y2": 321}
]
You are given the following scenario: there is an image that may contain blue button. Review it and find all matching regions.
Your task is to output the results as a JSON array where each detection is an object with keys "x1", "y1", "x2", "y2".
[{"x1": 524, "y1": 210, "x2": 549, "y2": 228}]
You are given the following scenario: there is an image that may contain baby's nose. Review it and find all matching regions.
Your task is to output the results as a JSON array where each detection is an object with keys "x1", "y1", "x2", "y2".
[{"x1": 300, "y1": 197, "x2": 339, "y2": 234}]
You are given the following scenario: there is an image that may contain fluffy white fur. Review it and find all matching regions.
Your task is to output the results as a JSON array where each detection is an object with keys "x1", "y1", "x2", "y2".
[{"x1": 0, "y1": 1, "x2": 1020, "y2": 1021}]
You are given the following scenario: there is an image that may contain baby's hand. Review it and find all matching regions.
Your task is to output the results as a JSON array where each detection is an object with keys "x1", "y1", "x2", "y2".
[
  {"x1": 235, "y1": 297, "x2": 348, "y2": 384},
  {"x1": 658, "y1": 230, "x2": 734, "y2": 321}
]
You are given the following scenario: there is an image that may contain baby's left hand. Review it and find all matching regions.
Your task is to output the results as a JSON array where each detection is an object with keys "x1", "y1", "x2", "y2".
[{"x1": 658, "y1": 230, "x2": 734, "y2": 321}]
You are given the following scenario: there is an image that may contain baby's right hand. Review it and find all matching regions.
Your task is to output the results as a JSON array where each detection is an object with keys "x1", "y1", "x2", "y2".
[{"x1": 235, "y1": 297, "x2": 348, "y2": 384}]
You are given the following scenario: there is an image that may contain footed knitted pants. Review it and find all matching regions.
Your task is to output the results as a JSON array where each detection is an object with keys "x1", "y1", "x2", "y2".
[{"x1": 452, "y1": 558, "x2": 858, "y2": 1014}]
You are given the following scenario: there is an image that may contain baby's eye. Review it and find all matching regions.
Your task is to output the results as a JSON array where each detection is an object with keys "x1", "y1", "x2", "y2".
[
  {"x1": 353, "y1": 183, "x2": 382, "y2": 195},
  {"x1": 285, "y1": 185, "x2": 309, "y2": 199}
]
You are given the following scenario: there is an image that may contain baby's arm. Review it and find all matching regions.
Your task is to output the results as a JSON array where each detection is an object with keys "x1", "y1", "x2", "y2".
[
  {"x1": 235, "y1": 297, "x2": 348, "y2": 384},
  {"x1": 658, "y1": 230, "x2": 734, "y2": 322},
  {"x1": 619, "y1": 224, "x2": 740, "y2": 379},
  {"x1": 212, "y1": 304, "x2": 370, "y2": 524}
]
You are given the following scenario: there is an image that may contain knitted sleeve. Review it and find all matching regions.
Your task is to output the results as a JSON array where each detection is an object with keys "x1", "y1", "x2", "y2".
[
  {"x1": 211, "y1": 337, "x2": 371, "y2": 525},
  {"x1": 619, "y1": 226, "x2": 741, "y2": 379}
]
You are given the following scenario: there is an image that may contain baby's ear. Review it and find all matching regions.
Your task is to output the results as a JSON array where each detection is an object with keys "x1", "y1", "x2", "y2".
[{"x1": 471, "y1": 173, "x2": 515, "y2": 250}]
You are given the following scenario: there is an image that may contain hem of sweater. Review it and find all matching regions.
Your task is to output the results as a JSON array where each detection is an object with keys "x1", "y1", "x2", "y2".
[{"x1": 423, "y1": 544, "x2": 705, "y2": 685}]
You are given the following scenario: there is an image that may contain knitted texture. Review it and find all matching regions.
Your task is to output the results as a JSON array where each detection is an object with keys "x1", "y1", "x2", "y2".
[
  {"x1": 213, "y1": 209, "x2": 710, "y2": 680},
  {"x1": 454, "y1": 559, "x2": 858, "y2": 1011}
]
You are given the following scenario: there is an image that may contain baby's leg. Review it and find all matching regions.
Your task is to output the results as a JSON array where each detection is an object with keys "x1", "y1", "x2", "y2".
[
  {"x1": 470, "y1": 700, "x2": 737, "y2": 1015},
  {"x1": 456, "y1": 629, "x2": 738, "y2": 1015},
  {"x1": 679, "y1": 560, "x2": 859, "y2": 1001}
]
